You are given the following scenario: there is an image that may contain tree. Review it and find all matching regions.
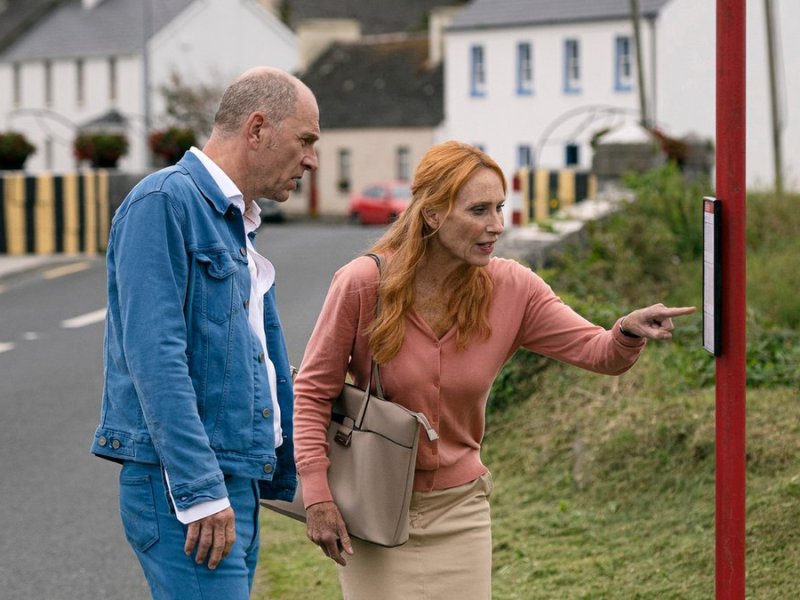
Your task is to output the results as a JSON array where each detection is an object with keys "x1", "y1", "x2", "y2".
[{"x1": 157, "y1": 71, "x2": 224, "y2": 140}]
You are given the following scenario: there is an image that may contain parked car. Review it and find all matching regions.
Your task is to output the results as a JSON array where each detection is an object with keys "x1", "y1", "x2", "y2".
[
  {"x1": 256, "y1": 198, "x2": 285, "y2": 223},
  {"x1": 348, "y1": 181, "x2": 411, "y2": 225}
]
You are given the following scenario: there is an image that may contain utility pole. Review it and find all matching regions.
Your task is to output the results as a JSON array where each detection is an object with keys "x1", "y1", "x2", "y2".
[
  {"x1": 142, "y1": 0, "x2": 153, "y2": 169},
  {"x1": 764, "y1": 0, "x2": 784, "y2": 199},
  {"x1": 629, "y1": 0, "x2": 649, "y2": 126}
]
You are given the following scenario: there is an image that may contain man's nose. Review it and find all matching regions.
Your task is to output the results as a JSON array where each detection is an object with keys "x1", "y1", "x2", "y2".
[{"x1": 303, "y1": 149, "x2": 319, "y2": 171}]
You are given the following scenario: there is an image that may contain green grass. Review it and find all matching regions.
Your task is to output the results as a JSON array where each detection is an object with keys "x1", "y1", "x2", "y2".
[
  {"x1": 253, "y1": 175, "x2": 800, "y2": 598},
  {"x1": 254, "y1": 354, "x2": 799, "y2": 598}
]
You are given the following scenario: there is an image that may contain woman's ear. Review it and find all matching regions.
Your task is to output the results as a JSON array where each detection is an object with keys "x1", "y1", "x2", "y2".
[{"x1": 422, "y1": 208, "x2": 439, "y2": 229}]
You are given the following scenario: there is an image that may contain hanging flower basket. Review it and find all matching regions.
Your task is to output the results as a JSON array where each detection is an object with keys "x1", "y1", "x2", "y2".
[
  {"x1": 0, "y1": 131, "x2": 36, "y2": 170},
  {"x1": 148, "y1": 127, "x2": 197, "y2": 165},
  {"x1": 73, "y1": 132, "x2": 129, "y2": 168}
]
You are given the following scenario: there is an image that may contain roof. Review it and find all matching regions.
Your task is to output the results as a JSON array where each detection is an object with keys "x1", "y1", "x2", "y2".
[
  {"x1": 283, "y1": 0, "x2": 466, "y2": 36},
  {"x1": 449, "y1": 0, "x2": 672, "y2": 31},
  {"x1": 0, "y1": 0, "x2": 193, "y2": 61},
  {"x1": 301, "y1": 35, "x2": 443, "y2": 129},
  {"x1": 0, "y1": 0, "x2": 65, "y2": 53}
]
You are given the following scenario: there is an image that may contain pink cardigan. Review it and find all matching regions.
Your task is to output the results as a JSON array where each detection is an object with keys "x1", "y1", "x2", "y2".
[{"x1": 293, "y1": 256, "x2": 646, "y2": 507}]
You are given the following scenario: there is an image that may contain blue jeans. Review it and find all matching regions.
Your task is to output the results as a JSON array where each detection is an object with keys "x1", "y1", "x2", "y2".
[{"x1": 119, "y1": 462, "x2": 260, "y2": 600}]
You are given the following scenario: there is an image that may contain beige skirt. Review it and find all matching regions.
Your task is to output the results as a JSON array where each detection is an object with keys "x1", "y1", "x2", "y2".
[{"x1": 337, "y1": 472, "x2": 494, "y2": 600}]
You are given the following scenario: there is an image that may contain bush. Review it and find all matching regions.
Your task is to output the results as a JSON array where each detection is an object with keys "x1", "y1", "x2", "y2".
[
  {"x1": 73, "y1": 132, "x2": 129, "y2": 168},
  {"x1": 489, "y1": 165, "x2": 799, "y2": 412},
  {"x1": 149, "y1": 127, "x2": 196, "y2": 165},
  {"x1": 0, "y1": 130, "x2": 36, "y2": 169}
]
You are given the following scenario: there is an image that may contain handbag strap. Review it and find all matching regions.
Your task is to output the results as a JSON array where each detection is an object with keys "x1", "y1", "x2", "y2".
[{"x1": 364, "y1": 253, "x2": 385, "y2": 398}]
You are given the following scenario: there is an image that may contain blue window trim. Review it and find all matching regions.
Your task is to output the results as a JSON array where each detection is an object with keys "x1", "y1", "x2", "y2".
[
  {"x1": 517, "y1": 144, "x2": 533, "y2": 168},
  {"x1": 563, "y1": 39, "x2": 581, "y2": 94},
  {"x1": 614, "y1": 35, "x2": 633, "y2": 92},
  {"x1": 470, "y1": 44, "x2": 486, "y2": 97},
  {"x1": 516, "y1": 42, "x2": 533, "y2": 96}
]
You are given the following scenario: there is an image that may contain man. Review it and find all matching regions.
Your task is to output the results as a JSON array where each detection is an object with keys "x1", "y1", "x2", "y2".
[{"x1": 90, "y1": 67, "x2": 319, "y2": 598}]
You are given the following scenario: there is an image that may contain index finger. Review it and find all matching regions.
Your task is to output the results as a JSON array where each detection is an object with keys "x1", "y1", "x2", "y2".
[{"x1": 660, "y1": 306, "x2": 697, "y2": 318}]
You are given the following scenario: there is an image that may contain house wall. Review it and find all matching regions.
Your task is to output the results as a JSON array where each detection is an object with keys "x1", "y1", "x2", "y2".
[
  {"x1": 656, "y1": 0, "x2": 800, "y2": 190},
  {"x1": 445, "y1": 19, "x2": 652, "y2": 187},
  {"x1": 291, "y1": 127, "x2": 440, "y2": 217},
  {"x1": 0, "y1": 53, "x2": 143, "y2": 173},
  {"x1": 0, "y1": 0, "x2": 297, "y2": 174},
  {"x1": 445, "y1": 0, "x2": 800, "y2": 192}
]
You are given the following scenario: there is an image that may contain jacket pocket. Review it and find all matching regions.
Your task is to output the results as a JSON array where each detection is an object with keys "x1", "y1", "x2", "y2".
[
  {"x1": 119, "y1": 474, "x2": 159, "y2": 552},
  {"x1": 195, "y1": 250, "x2": 238, "y2": 324}
]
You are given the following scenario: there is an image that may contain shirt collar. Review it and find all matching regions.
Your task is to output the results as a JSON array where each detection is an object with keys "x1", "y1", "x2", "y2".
[{"x1": 189, "y1": 147, "x2": 262, "y2": 233}]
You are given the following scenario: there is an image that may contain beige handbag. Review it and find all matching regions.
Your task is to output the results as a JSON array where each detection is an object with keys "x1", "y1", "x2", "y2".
[{"x1": 262, "y1": 254, "x2": 438, "y2": 547}]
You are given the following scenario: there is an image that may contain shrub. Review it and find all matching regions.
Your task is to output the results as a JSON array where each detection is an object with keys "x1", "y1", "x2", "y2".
[
  {"x1": 73, "y1": 132, "x2": 129, "y2": 168},
  {"x1": 148, "y1": 127, "x2": 196, "y2": 165},
  {"x1": 0, "y1": 131, "x2": 36, "y2": 169}
]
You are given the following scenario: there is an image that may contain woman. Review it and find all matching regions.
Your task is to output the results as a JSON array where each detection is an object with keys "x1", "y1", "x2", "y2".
[{"x1": 293, "y1": 141, "x2": 695, "y2": 599}]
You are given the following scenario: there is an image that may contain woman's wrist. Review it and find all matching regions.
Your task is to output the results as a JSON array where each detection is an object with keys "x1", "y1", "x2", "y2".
[{"x1": 619, "y1": 317, "x2": 642, "y2": 339}]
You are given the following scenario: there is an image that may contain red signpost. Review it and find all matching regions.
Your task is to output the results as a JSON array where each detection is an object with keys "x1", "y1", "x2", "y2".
[{"x1": 715, "y1": 0, "x2": 747, "y2": 598}]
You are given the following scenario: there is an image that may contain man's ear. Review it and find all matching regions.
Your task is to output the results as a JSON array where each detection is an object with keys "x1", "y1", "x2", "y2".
[{"x1": 246, "y1": 112, "x2": 267, "y2": 146}]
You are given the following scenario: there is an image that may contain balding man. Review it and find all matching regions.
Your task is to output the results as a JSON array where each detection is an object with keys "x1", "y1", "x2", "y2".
[{"x1": 91, "y1": 67, "x2": 319, "y2": 598}]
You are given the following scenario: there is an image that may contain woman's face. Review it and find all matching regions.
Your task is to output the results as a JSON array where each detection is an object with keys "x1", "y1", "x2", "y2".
[{"x1": 427, "y1": 167, "x2": 505, "y2": 268}]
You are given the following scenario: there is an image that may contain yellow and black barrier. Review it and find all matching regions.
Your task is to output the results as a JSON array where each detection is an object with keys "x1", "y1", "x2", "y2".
[
  {"x1": 0, "y1": 170, "x2": 111, "y2": 255},
  {"x1": 513, "y1": 168, "x2": 597, "y2": 225}
]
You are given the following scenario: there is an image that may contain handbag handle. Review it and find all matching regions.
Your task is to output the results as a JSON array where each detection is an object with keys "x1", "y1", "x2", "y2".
[{"x1": 364, "y1": 253, "x2": 385, "y2": 399}]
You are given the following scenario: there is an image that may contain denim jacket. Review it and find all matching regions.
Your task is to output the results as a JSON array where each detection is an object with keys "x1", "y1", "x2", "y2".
[{"x1": 91, "y1": 152, "x2": 296, "y2": 509}]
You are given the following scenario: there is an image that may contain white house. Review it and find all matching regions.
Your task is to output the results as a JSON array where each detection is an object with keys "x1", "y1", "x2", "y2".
[
  {"x1": 0, "y1": 0, "x2": 297, "y2": 173},
  {"x1": 445, "y1": 0, "x2": 799, "y2": 192}
]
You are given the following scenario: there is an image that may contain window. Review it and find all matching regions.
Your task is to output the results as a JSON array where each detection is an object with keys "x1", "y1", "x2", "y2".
[
  {"x1": 517, "y1": 145, "x2": 533, "y2": 168},
  {"x1": 470, "y1": 45, "x2": 486, "y2": 97},
  {"x1": 108, "y1": 57, "x2": 117, "y2": 102},
  {"x1": 565, "y1": 143, "x2": 580, "y2": 166},
  {"x1": 76, "y1": 59, "x2": 85, "y2": 106},
  {"x1": 44, "y1": 59, "x2": 52, "y2": 106},
  {"x1": 615, "y1": 36, "x2": 633, "y2": 91},
  {"x1": 12, "y1": 62, "x2": 21, "y2": 106},
  {"x1": 564, "y1": 39, "x2": 581, "y2": 93},
  {"x1": 337, "y1": 148, "x2": 351, "y2": 193},
  {"x1": 516, "y1": 42, "x2": 533, "y2": 95},
  {"x1": 396, "y1": 146, "x2": 411, "y2": 181}
]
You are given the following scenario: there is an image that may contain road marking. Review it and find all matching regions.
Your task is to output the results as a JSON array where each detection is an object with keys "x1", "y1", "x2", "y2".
[
  {"x1": 0, "y1": 342, "x2": 16, "y2": 354},
  {"x1": 42, "y1": 261, "x2": 92, "y2": 280},
  {"x1": 61, "y1": 308, "x2": 107, "y2": 329}
]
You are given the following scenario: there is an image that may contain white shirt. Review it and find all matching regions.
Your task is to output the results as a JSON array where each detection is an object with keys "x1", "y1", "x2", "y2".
[{"x1": 167, "y1": 147, "x2": 282, "y2": 524}]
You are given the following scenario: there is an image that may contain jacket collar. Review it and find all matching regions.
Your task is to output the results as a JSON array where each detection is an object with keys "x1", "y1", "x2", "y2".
[{"x1": 176, "y1": 151, "x2": 234, "y2": 216}]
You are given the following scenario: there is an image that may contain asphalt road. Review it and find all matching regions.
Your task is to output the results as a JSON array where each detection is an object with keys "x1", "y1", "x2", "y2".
[{"x1": 0, "y1": 221, "x2": 383, "y2": 599}]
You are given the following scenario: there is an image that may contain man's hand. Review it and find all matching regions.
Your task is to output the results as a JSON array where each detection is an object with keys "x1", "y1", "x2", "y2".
[
  {"x1": 184, "y1": 507, "x2": 236, "y2": 569},
  {"x1": 306, "y1": 501, "x2": 354, "y2": 566}
]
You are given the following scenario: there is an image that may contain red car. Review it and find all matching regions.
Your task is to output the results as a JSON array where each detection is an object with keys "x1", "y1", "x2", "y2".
[{"x1": 348, "y1": 181, "x2": 411, "y2": 225}]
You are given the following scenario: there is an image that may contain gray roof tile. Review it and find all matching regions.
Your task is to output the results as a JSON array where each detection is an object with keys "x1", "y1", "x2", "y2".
[
  {"x1": 301, "y1": 36, "x2": 443, "y2": 129},
  {"x1": 450, "y1": 0, "x2": 671, "y2": 31},
  {"x1": 1, "y1": 0, "x2": 193, "y2": 61}
]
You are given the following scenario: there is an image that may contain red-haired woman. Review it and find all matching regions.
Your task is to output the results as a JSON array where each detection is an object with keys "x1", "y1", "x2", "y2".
[{"x1": 293, "y1": 140, "x2": 694, "y2": 599}]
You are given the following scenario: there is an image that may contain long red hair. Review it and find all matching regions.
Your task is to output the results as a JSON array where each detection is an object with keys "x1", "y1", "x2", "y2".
[{"x1": 367, "y1": 141, "x2": 507, "y2": 364}]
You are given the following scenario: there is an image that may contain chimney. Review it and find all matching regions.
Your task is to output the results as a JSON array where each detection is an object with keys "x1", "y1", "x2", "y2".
[
  {"x1": 296, "y1": 19, "x2": 361, "y2": 72},
  {"x1": 428, "y1": 6, "x2": 463, "y2": 67}
]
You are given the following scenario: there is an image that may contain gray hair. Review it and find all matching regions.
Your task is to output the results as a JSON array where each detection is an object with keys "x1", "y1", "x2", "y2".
[{"x1": 213, "y1": 70, "x2": 299, "y2": 135}]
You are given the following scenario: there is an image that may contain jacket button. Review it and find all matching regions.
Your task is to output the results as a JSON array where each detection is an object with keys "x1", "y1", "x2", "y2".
[
  {"x1": 262, "y1": 408, "x2": 272, "y2": 418},
  {"x1": 243, "y1": 299, "x2": 250, "y2": 309},
  {"x1": 239, "y1": 247, "x2": 247, "y2": 257},
  {"x1": 98, "y1": 436, "x2": 107, "y2": 446},
  {"x1": 263, "y1": 464, "x2": 273, "y2": 474},
  {"x1": 257, "y1": 352, "x2": 265, "y2": 363},
  {"x1": 111, "y1": 439, "x2": 121, "y2": 450}
]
